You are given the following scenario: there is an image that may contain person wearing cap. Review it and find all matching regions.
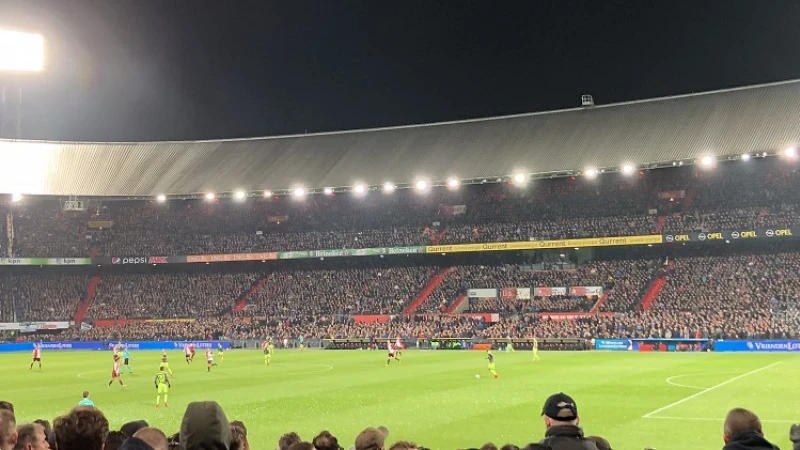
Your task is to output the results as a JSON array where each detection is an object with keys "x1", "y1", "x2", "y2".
[
  {"x1": 522, "y1": 392, "x2": 604, "y2": 450},
  {"x1": 354, "y1": 426, "x2": 389, "y2": 450}
]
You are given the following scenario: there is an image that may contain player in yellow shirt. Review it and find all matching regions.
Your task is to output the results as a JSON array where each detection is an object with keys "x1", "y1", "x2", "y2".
[
  {"x1": 154, "y1": 366, "x2": 170, "y2": 408},
  {"x1": 532, "y1": 337, "x2": 540, "y2": 361},
  {"x1": 160, "y1": 350, "x2": 174, "y2": 376}
]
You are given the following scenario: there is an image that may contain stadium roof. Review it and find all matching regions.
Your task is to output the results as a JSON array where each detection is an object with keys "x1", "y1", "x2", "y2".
[{"x1": 3, "y1": 79, "x2": 800, "y2": 197}]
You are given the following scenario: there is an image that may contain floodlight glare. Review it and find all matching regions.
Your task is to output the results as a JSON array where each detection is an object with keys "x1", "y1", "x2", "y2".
[
  {"x1": 156, "y1": 194, "x2": 167, "y2": 203},
  {"x1": 621, "y1": 165, "x2": 635, "y2": 174},
  {"x1": 447, "y1": 178, "x2": 460, "y2": 189},
  {"x1": 383, "y1": 182, "x2": 396, "y2": 193},
  {"x1": 415, "y1": 180, "x2": 428, "y2": 191},
  {"x1": 323, "y1": 187, "x2": 334, "y2": 196},
  {"x1": 11, "y1": 193, "x2": 22, "y2": 202},
  {"x1": 263, "y1": 190, "x2": 272, "y2": 198},
  {"x1": 513, "y1": 173, "x2": 526, "y2": 184},
  {"x1": 353, "y1": 184, "x2": 366, "y2": 195},
  {"x1": 292, "y1": 187, "x2": 306, "y2": 198},
  {"x1": 785, "y1": 147, "x2": 797, "y2": 158},
  {"x1": 741, "y1": 153, "x2": 751, "y2": 161},
  {"x1": 0, "y1": 29, "x2": 45, "y2": 72},
  {"x1": 234, "y1": 190, "x2": 246, "y2": 200},
  {"x1": 584, "y1": 168, "x2": 598, "y2": 179},
  {"x1": 204, "y1": 192, "x2": 216, "y2": 201},
  {"x1": 700, "y1": 155, "x2": 715, "y2": 167}
]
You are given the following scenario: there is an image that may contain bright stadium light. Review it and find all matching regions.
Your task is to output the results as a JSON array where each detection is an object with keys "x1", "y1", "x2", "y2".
[
  {"x1": 156, "y1": 194, "x2": 167, "y2": 203},
  {"x1": 292, "y1": 187, "x2": 306, "y2": 198},
  {"x1": 512, "y1": 173, "x2": 527, "y2": 185},
  {"x1": 263, "y1": 190, "x2": 272, "y2": 198},
  {"x1": 323, "y1": 187, "x2": 334, "y2": 196},
  {"x1": 11, "y1": 193, "x2": 22, "y2": 202},
  {"x1": 0, "y1": 29, "x2": 45, "y2": 72},
  {"x1": 584, "y1": 168, "x2": 598, "y2": 179},
  {"x1": 447, "y1": 178, "x2": 460, "y2": 189},
  {"x1": 621, "y1": 165, "x2": 635, "y2": 175},
  {"x1": 234, "y1": 190, "x2": 246, "y2": 201},
  {"x1": 415, "y1": 180, "x2": 428, "y2": 191},
  {"x1": 700, "y1": 155, "x2": 715, "y2": 167},
  {"x1": 353, "y1": 183, "x2": 366, "y2": 195},
  {"x1": 383, "y1": 182, "x2": 396, "y2": 193},
  {"x1": 204, "y1": 192, "x2": 216, "y2": 201},
  {"x1": 785, "y1": 147, "x2": 797, "y2": 158},
  {"x1": 741, "y1": 153, "x2": 751, "y2": 161}
]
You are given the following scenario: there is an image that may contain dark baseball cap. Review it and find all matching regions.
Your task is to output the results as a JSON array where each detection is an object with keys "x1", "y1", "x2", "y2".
[{"x1": 541, "y1": 392, "x2": 578, "y2": 421}]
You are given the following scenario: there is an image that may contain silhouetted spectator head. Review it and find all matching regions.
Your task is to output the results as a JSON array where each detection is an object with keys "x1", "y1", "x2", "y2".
[
  {"x1": 0, "y1": 410, "x2": 17, "y2": 450},
  {"x1": 53, "y1": 407, "x2": 109, "y2": 450},
  {"x1": 13, "y1": 423, "x2": 48, "y2": 450},
  {"x1": 180, "y1": 401, "x2": 231, "y2": 450},
  {"x1": 541, "y1": 392, "x2": 579, "y2": 427},
  {"x1": 279, "y1": 432, "x2": 301, "y2": 450}
]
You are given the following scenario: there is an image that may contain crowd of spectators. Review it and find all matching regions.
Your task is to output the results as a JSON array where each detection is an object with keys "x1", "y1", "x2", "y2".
[
  {"x1": 87, "y1": 273, "x2": 260, "y2": 320},
  {"x1": 14, "y1": 160, "x2": 800, "y2": 258},
  {"x1": 12, "y1": 275, "x2": 89, "y2": 321},
  {"x1": 245, "y1": 266, "x2": 436, "y2": 316}
]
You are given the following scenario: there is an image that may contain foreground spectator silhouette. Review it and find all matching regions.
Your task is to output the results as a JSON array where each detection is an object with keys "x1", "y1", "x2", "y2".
[
  {"x1": 523, "y1": 393, "x2": 605, "y2": 450},
  {"x1": 722, "y1": 408, "x2": 779, "y2": 450},
  {"x1": 14, "y1": 423, "x2": 49, "y2": 450},
  {"x1": 53, "y1": 407, "x2": 108, "y2": 450},
  {"x1": 0, "y1": 410, "x2": 16, "y2": 450}
]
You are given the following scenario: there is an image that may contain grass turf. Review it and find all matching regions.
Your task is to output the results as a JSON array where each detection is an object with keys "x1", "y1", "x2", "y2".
[{"x1": 2, "y1": 349, "x2": 799, "y2": 449}]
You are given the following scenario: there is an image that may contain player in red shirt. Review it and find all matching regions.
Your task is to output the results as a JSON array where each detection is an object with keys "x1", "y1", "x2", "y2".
[
  {"x1": 29, "y1": 344, "x2": 42, "y2": 371},
  {"x1": 189, "y1": 343, "x2": 196, "y2": 362},
  {"x1": 108, "y1": 355, "x2": 125, "y2": 388},
  {"x1": 184, "y1": 345, "x2": 193, "y2": 364},
  {"x1": 395, "y1": 337, "x2": 404, "y2": 357}
]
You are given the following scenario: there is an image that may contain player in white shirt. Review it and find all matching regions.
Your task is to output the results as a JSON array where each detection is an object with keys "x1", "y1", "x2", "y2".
[{"x1": 386, "y1": 341, "x2": 401, "y2": 366}]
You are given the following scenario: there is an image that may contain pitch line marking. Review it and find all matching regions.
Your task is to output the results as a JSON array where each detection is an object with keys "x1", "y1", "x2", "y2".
[
  {"x1": 665, "y1": 372, "x2": 739, "y2": 390},
  {"x1": 642, "y1": 361, "x2": 782, "y2": 419},
  {"x1": 645, "y1": 416, "x2": 796, "y2": 424}
]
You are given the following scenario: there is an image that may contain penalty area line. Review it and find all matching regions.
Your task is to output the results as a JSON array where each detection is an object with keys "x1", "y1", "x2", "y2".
[{"x1": 642, "y1": 361, "x2": 782, "y2": 419}]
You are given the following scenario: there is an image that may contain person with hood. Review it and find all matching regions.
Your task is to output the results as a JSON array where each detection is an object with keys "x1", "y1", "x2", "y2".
[
  {"x1": 722, "y1": 408, "x2": 780, "y2": 450},
  {"x1": 180, "y1": 401, "x2": 232, "y2": 450}
]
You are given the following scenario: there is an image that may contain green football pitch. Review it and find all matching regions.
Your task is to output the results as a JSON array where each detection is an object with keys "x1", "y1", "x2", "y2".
[{"x1": 2, "y1": 349, "x2": 799, "y2": 449}]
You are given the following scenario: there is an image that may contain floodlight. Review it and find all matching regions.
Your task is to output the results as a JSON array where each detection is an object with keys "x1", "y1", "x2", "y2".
[
  {"x1": 383, "y1": 182, "x2": 396, "y2": 193},
  {"x1": 415, "y1": 180, "x2": 428, "y2": 191},
  {"x1": 621, "y1": 165, "x2": 635, "y2": 175},
  {"x1": 204, "y1": 192, "x2": 216, "y2": 200},
  {"x1": 263, "y1": 190, "x2": 272, "y2": 198},
  {"x1": 323, "y1": 187, "x2": 334, "y2": 196},
  {"x1": 353, "y1": 184, "x2": 366, "y2": 195},
  {"x1": 513, "y1": 173, "x2": 526, "y2": 184},
  {"x1": 447, "y1": 178, "x2": 460, "y2": 188},
  {"x1": 0, "y1": 29, "x2": 45, "y2": 72},
  {"x1": 700, "y1": 156, "x2": 715, "y2": 167},
  {"x1": 11, "y1": 193, "x2": 22, "y2": 202},
  {"x1": 156, "y1": 194, "x2": 167, "y2": 203},
  {"x1": 292, "y1": 187, "x2": 306, "y2": 198},
  {"x1": 741, "y1": 153, "x2": 751, "y2": 161},
  {"x1": 584, "y1": 168, "x2": 598, "y2": 179},
  {"x1": 785, "y1": 147, "x2": 797, "y2": 158},
  {"x1": 234, "y1": 190, "x2": 246, "y2": 200}
]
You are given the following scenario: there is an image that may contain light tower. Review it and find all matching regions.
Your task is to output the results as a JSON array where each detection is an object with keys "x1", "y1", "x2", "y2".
[{"x1": 0, "y1": 29, "x2": 44, "y2": 139}]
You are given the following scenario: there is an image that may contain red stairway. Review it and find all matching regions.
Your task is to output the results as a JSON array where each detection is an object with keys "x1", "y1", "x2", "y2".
[
  {"x1": 655, "y1": 216, "x2": 667, "y2": 233},
  {"x1": 74, "y1": 276, "x2": 100, "y2": 324},
  {"x1": 403, "y1": 267, "x2": 454, "y2": 314},
  {"x1": 639, "y1": 277, "x2": 667, "y2": 311},
  {"x1": 233, "y1": 276, "x2": 271, "y2": 312},
  {"x1": 445, "y1": 294, "x2": 467, "y2": 314},
  {"x1": 589, "y1": 292, "x2": 610, "y2": 314}
]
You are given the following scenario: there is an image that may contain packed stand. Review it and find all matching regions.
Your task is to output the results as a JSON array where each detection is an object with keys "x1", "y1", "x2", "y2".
[
  {"x1": 87, "y1": 272, "x2": 260, "y2": 320},
  {"x1": 246, "y1": 266, "x2": 436, "y2": 316},
  {"x1": 12, "y1": 275, "x2": 89, "y2": 321}
]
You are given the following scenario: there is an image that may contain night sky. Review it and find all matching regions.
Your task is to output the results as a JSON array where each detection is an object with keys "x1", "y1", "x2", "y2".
[{"x1": 1, "y1": 1, "x2": 799, "y2": 142}]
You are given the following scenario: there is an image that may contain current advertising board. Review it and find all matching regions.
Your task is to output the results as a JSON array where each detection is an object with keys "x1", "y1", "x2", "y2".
[{"x1": 0, "y1": 340, "x2": 231, "y2": 353}]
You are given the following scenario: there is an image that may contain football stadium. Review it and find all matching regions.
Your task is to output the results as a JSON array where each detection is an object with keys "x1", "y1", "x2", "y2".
[{"x1": 3, "y1": 8, "x2": 800, "y2": 450}]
